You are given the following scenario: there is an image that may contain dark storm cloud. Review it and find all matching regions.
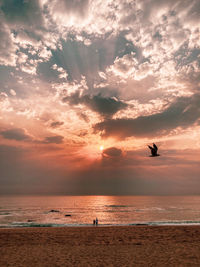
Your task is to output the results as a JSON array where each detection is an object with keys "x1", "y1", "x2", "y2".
[
  {"x1": 0, "y1": 128, "x2": 32, "y2": 141},
  {"x1": 63, "y1": 92, "x2": 128, "y2": 117},
  {"x1": 102, "y1": 147, "x2": 123, "y2": 158},
  {"x1": 94, "y1": 94, "x2": 200, "y2": 139},
  {"x1": 43, "y1": 135, "x2": 64, "y2": 144}
]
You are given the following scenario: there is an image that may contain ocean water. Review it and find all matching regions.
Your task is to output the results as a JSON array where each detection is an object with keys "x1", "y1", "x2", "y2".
[{"x1": 1, "y1": 195, "x2": 200, "y2": 228}]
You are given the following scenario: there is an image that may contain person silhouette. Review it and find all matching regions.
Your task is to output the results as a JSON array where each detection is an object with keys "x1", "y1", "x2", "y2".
[{"x1": 95, "y1": 217, "x2": 98, "y2": 226}]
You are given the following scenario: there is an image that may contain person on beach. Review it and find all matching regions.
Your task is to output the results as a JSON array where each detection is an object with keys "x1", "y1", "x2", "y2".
[
  {"x1": 93, "y1": 219, "x2": 96, "y2": 225},
  {"x1": 96, "y1": 217, "x2": 98, "y2": 226}
]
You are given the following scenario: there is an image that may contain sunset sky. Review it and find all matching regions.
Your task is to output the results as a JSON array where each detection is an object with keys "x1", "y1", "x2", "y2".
[{"x1": 0, "y1": 0, "x2": 200, "y2": 195}]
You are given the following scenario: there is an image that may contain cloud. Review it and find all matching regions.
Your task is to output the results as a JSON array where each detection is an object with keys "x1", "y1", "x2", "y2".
[
  {"x1": 42, "y1": 34, "x2": 138, "y2": 86},
  {"x1": 9, "y1": 89, "x2": 16, "y2": 96},
  {"x1": 102, "y1": 147, "x2": 123, "y2": 158},
  {"x1": 51, "y1": 64, "x2": 68, "y2": 79},
  {"x1": 43, "y1": 135, "x2": 64, "y2": 144},
  {"x1": 0, "y1": 92, "x2": 8, "y2": 102},
  {"x1": 77, "y1": 112, "x2": 90, "y2": 123},
  {"x1": 0, "y1": 128, "x2": 64, "y2": 145},
  {"x1": 0, "y1": 21, "x2": 17, "y2": 66},
  {"x1": 0, "y1": 0, "x2": 200, "y2": 196},
  {"x1": 1, "y1": 0, "x2": 43, "y2": 27},
  {"x1": 63, "y1": 92, "x2": 128, "y2": 117},
  {"x1": 50, "y1": 121, "x2": 64, "y2": 128},
  {"x1": 50, "y1": 0, "x2": 90, "y2": 19},
  {"x1": 94, "y1": 94, "x2": 200, "y2": 139},
  {"x1": 0, "y1": 128, "x2": 32, "y2": 141}
]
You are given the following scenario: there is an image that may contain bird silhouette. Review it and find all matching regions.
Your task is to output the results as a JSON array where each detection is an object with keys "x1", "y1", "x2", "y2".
[{"x1": 148, "y1": 143, "x2": 160, "y2": 157}]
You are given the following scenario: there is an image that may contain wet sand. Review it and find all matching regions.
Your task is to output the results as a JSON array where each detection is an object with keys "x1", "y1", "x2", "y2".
[{"x1": 1, "y1": 226, "x2": 200, "y2": 266}]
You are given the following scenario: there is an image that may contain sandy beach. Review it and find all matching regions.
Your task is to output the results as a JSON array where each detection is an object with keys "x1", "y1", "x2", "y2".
[{"x1": 1, "y1": 226, "x2": 200, "y2": 266}]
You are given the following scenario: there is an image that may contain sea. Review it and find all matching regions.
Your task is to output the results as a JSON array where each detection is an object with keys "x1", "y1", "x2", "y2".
[{"x1": 1, "y1": 195, "x2": 200, "y2": 228}]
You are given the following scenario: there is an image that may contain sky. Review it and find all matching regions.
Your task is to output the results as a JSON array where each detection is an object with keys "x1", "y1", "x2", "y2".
[{"x1": 0, "y1": 0, "x2": 200, "y2": 195}]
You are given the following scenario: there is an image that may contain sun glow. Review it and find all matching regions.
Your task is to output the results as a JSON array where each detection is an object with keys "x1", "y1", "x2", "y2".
[{"x1": 100, "y1": 145, "x2": 104, "y2": 151}]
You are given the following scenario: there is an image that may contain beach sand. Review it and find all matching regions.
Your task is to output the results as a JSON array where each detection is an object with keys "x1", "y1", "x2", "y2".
[{"x1": 1, "y1": 226, "x2": 200, "y2": 266}]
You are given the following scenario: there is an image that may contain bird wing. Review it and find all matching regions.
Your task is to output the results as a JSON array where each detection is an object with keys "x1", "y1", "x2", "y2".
[
  {"x1": 148, "y1": 145, "x2": 156, "y2": 156},
  {"x1": 153, "y1": 143, "x2": 158, "y2": 152}
]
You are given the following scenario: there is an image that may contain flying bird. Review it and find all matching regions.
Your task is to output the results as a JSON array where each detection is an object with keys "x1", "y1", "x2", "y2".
[{"x1": 148, "y1": 143, "x2": 160, "y2": 157}]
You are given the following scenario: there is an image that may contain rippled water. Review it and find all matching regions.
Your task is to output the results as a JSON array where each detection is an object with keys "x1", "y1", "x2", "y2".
[{"x1": 1, "y1": 195, "x2": 200, "y2": 227}]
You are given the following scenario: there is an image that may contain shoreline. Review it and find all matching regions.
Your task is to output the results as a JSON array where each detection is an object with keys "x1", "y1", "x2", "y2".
[
  {"x1": 1, "y1": 225, "x2": 200, "y2": 266},
  {"x1": 1, "y1": 220, "x2": 200, "y2": 229},
  {"x1": 1, "y1": 224, "x2": 200, "y2": 230}
]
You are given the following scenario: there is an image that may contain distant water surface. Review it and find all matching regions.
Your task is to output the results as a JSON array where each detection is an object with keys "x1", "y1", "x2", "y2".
[{"x1": 1, "y1": 195, "x2": 200, "y2": 227}]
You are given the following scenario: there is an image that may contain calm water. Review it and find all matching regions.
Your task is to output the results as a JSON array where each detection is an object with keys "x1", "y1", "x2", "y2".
[{"x1": 1, "y1": 195, "x2": 200, "y2": 227}]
